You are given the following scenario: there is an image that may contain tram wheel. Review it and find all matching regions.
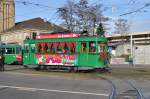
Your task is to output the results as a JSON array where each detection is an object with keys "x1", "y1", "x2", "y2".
[
  {"x1": 34, "y1": 65, "x2": 41, "y2": 71},
  {"x1": 43, "y1": 66, "x2": 48, "y2": 70},
  {"x1": 69, "y1": 67, "x2": 78, "y2": 73},
  {"x1": 95, "y1": 67, "x2": 111, "y2": 73},
  {"x1": 23, "y1": 65, "x2": 28, "y2": 69}
]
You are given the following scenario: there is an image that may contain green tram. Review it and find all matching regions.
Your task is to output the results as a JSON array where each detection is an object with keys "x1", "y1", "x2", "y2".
[
  {"x1": 23, "y1": 32, "x2": 108, "y2": 70},
  {"x1": 0, "y1": 44, "x2": 22, "y2": 64}
]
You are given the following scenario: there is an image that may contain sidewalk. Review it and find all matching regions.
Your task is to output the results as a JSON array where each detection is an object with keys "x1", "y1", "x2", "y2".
[{"x1": 109, "y1": 64, "x2": 150, "y2": 68}]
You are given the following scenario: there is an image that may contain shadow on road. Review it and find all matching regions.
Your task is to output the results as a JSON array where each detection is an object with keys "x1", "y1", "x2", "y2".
[{"x1": 3, "y1": 65, "x2": 25, "y2": 72}]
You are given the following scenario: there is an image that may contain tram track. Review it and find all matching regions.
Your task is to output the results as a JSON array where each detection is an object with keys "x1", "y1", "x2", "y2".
[
  {"x1": 96, "y1": 76, "x2": 116, "y2": 99},
  {"x1": 125, "y1": 80, "x2": 145, "y2": 99},
  {"x1": 97, "y1": 75, "x2": 145, "y2": 99},
  {"x1": 114, "y1": 80, "x2": 145, "y2": 99}
]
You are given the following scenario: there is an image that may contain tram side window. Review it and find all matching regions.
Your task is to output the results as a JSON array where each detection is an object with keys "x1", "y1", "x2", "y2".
[
  {"x1": 89, "y1": 42, "x2": 96, "y2": 53},
  {"x1": 5, "y1": 48, "x2": 14, "y2": 54},
  {"x1": 16, "y1": 47, "x2": 22, "y2": 54},
  {"x1": 98, "y1": 43, "x2": 106, "y2": 53},
  {"x1": 24, "y1": 45, "x2": 29, "y2": 53},
  {"x1": 81, "y1": 43, "x2": 87, "y2": 53},
  {"x1": 44, "y1": 43, "x2": 49, "y2": 53},
  {"x1": 50, "y1": 43, "x2": 55, "y2": 54},
  {"x1": 64, "y1": 43, "x2": 70, "y2": 54},
  {"x1": 37, "y1": 43, "x2": 42, "y2": 53},
  {"x1": 1, "y1": 48, "x2": 5, "y2": 54},
  {"x1": 56, "y1": 43, "x2": 63, "y2": 54},
  {"x1": 70, "y1": 43, "x2": 76, "y2": 54},
  {"x1": 31, "y1": 44, "x2": 36, "y2": 53}
]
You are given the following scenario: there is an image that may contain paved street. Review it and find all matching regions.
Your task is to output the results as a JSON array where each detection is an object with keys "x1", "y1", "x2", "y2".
[
  {"x1": 0, "y1": 68, "x2": 111, "y2": 99},
  {"x1": 0, "y1": 65, "x2": 150, "y2": 99}
]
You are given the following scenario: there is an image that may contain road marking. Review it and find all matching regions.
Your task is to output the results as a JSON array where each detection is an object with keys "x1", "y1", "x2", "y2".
[
  {"x1": 0, "y1": 85, "x2": 109, "y2": 96},
  {"x1": 4, "y1": 72, "x2": 60, "y2": 78}
]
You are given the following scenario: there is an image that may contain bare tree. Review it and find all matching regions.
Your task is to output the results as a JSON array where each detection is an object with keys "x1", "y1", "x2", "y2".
[
  {"x1": 57, "y1": 0, "x2": 76, "y2": 31},
  {"x1": 114, "y1": 18, "x2": 130, "y2": 34},
  {"x1": 57, "y1": 0, "x2": 109, "y2": 35}
]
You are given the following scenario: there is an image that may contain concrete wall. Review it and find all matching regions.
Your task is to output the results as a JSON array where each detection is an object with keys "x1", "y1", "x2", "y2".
[
  {"x1": 134, "y1": 45, "x2": 150, "y2": 64},
  {"x1": 115, "y1": 43, "x2": 150, "y2": 64},
  {"x1": 116, "y1": 43, "x2": 130, "y2": 56}
]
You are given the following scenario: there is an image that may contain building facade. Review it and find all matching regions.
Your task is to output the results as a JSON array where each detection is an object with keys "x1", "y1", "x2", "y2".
[
  {"x1": 107, "y1": 31, "x2": 150, "y2": 64},
  {"x1": 0, "y1": 0, "x2": 15, "y2": 33},
  {"x1": 0, "y1": 17, "x2": 65, "y2": 45}
]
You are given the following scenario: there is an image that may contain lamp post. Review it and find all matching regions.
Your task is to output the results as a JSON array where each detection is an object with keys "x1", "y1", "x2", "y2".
[{"x1": 130, "y1": 34, "x2": 134, "y2": 66}]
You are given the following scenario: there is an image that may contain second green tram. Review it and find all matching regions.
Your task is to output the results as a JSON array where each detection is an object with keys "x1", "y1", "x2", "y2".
[
  {"x1": 0, "y1": 44, "x2": 22, "y2": 64},
  {"x1": 23, "y1": 34, "x2": 108, "y2": 69}
]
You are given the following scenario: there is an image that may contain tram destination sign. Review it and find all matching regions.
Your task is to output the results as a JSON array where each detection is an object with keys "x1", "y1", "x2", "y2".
[{"x1": 36, "y1": 33, "x2": 79, "y2": 39}]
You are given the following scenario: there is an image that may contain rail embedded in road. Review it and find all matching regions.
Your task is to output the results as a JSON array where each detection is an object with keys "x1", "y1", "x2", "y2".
[{"x1": 126, "y1": 80, "x2": 145, "y2": 99}]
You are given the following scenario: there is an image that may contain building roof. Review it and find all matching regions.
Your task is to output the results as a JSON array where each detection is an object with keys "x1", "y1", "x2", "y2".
[
  {"x1": 106, "y1": 31, "x2": 150, "y2": 38},
  {"x1": 4, "y1": 17, "x2": 66, "y2": 33}
]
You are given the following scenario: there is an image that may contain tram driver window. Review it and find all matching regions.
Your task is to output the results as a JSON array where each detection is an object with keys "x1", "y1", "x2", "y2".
[{"x1": 89, "y1": 42, "x2": 96, "y2": 53}]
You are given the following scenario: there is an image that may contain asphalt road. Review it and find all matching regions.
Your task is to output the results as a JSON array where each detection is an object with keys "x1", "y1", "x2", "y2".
[
  {"x1": 1, "y1": 65, "x2": 150, "y2": 99},
  {"x1": 0, "y1": 71, "x2": 111, "y2": 99}
]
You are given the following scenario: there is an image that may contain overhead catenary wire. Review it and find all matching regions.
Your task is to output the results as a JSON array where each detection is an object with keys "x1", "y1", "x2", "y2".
[
  {"x1": 0, "y1": 8, "x2": 57, "y2": 23},
  {"x1": 120, "y1": 2, "x2": 150, "y2": 16},
  {"x1": 1, "y1": 0, "x2": 58, "y2": 10},
  {"x1": 128, "y1": 0, "x2": 136, "y2": 5},
  {"x1": 0, "y1": 0, "x2": 60, "y2": 23}
]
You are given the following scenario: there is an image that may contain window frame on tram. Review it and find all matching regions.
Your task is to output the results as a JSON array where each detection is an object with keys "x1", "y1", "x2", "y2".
[{"x1": 36, "y1": 42, "x2": 76, "y2": 55}]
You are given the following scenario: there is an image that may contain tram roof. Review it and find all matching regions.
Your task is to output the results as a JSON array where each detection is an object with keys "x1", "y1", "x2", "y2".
[
  {"x1": 0, "y1": 44, "x2": 21, "y2": 48},
  {"x1": 24, "y1": 36, "x2": 107, "y2": 43}
]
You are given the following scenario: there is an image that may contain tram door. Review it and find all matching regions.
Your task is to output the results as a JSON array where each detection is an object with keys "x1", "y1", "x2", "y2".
[
  {"x1": 29, "y1": 44, "x2": 36, "y2": 64},
  {"x1": 23, "y1": 44, "x2": 36, "y2": 65},
  {"x1": 23, "y1": 44, "x2": 30, "y2": 64},
  {"x1": 78, "y1": 42, "x2": 89, "y2": 66}
]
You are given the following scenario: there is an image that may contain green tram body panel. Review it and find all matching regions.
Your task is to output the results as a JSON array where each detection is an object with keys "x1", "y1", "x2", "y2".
[
  {"x1": 23, "y1": 37, "x2": 108, "y2": 68},
  {"x1": 0, "y1": 44, "x2": 22, "y2": 64}
]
